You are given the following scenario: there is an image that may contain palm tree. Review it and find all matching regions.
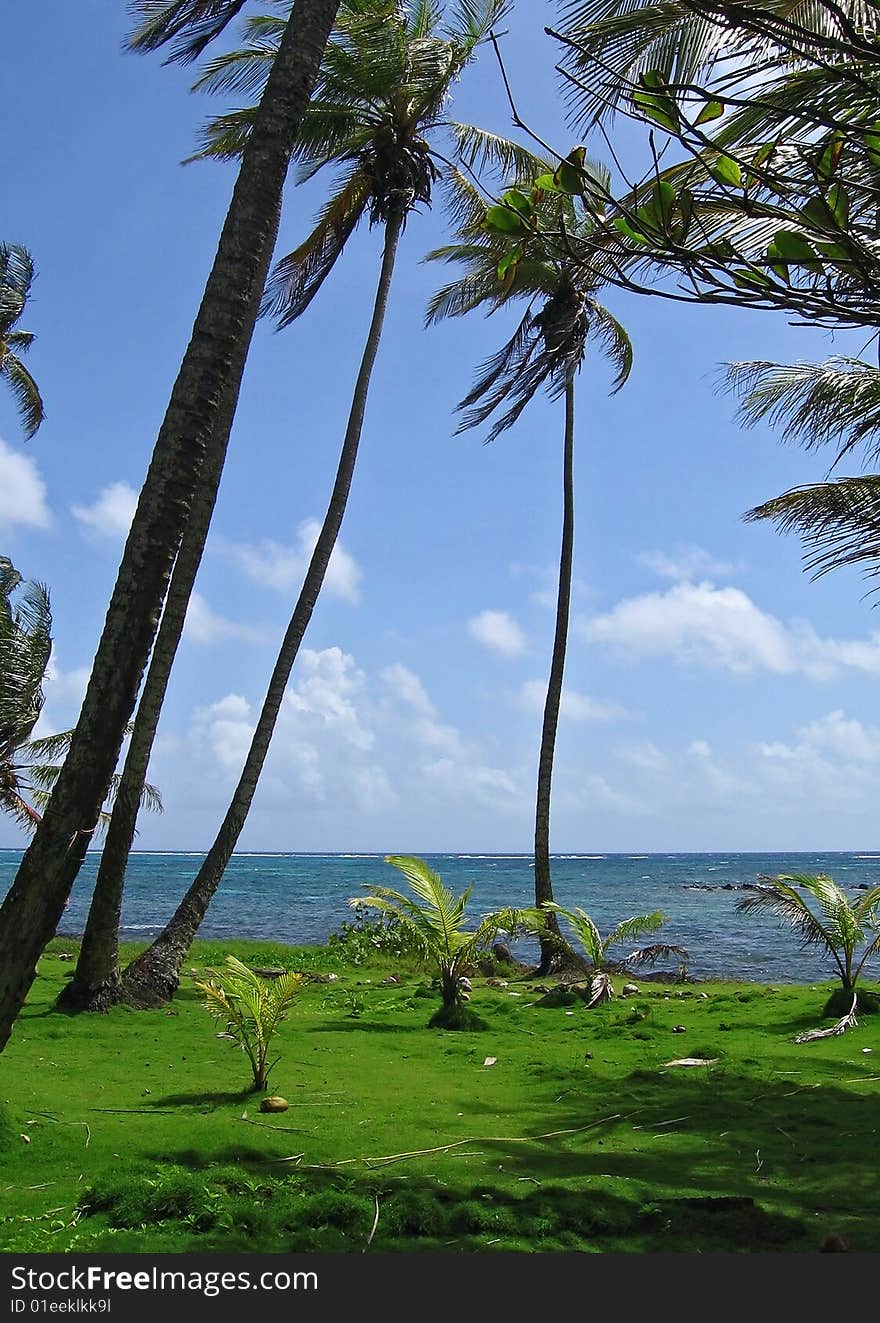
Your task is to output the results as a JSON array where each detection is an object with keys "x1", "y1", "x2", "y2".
[
  {"x1": 0, "y1": 245, "x2": 44, "y2": 439},
  {"x1": 116, "y1": 0, "x2": 515, "y2": 1009},
  {"x1": 427, "y1": 167, "x2": 632, "y2": 972},
  {"x1": 737, "y1": 874, "x2": 880, "y2": 1011},
  {"x1": 350, "y1": 855, "x2": 518, "y2": 1028},
  {"x1": 515, "y1": 900, "x2": 686, "y2": 1004},
  {"x1": 196, "y1": 955, "x2": 304, "y2": 1091},
  {"x1": 0, "y1": 0, "x2": 342, "y2": 1052}
]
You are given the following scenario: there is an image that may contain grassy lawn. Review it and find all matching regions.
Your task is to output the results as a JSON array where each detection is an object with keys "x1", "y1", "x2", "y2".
[{"x1": 0, "y1": 937, "x2": 877, "y2": 1253}]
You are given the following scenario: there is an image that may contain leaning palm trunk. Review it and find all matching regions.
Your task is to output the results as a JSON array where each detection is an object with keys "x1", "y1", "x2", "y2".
[
  {"x1": 58, "y1": 382, "x2": 244, "y2": 1013},
  {"x1": 534, "y1": 369, "x2": 576, "y2": 974},
  {"x1": 121, "y1": 209, "x2": 403, "y2": 1008},
  {"x1": 0, "y1": 0, "x2": 341, "y2": 1054}
]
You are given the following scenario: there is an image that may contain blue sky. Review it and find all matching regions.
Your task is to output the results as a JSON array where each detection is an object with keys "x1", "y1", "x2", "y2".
[{"x1": 2, "y1": 2, "x2": 878, "y2": 853}]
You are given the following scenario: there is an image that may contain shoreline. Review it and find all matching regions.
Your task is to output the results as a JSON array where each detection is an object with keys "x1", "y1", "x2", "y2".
[{"x1": 46, "y1": 932, "x2": 851, "y2": 990}]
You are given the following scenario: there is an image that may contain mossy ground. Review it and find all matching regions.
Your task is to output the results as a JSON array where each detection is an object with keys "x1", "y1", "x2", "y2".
[{"x1": 1, "y1": 937, "x2": 878, "y2": 1253}]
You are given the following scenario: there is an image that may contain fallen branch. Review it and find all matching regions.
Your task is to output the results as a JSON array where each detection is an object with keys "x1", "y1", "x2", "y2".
[
  {"x1": 277, "y1": 1112, "x2": 624, "y2": 1170},
  {"x1": 240, "y1": 1113, "x2": 311, "y2": 1135},
  {"x1": 794, "y1": 995, "x2": 858, "y2": 1043},
  {"x1": 365, "y1": 1196, "x2": 380, "y2": 1250}
]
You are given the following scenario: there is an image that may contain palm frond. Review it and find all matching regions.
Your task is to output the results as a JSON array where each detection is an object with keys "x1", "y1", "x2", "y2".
[
  {"x1": 622, "y1": 941, "x2": 688, "y2": 967},
  {"x1": 0, "y1": 785, "x2": 42, "y2": 831},
  {"x1": 450, "y1": 123, "x2": 550, "y2": 182},
  {"x1": 1, "y1": 355, "x2": 45, "y2": 438},
  {"x1": 385, "y1": 855, "x2": 469, "y2": 948},
  {"x1": 725, "y1": 358, "x2": 880, "y2": 468},
  {"x1": 745, "y1": 476, "x2": 880, "y2": 585},
  {"x1": 126, "y1": 0, "x2": 251, "y2": 64},
  {"x1": 604, "y1": 910, "x2": 668, "y2": 951},
  {"x1": 262, "y1": 168, "x2": 371, "y2": 325},
  {"x1": 0, "y1": 244, "x2": 35, "y2": 333},
  {"x1": 587, "y1": 299, "x2": 633, "y2": 394},
  {"x1": 736, "y1": 876, "x2": 839, "y2": 958},
  {"x1": 542, "y1": 901, "x2": 606, "y2": 965}
]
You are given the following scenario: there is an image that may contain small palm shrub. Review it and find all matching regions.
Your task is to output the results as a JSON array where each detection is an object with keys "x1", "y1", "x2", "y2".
[
  {"x1": 737, "y1": 874, "x2": 880, "y2": 1014},
  {"x1": 349, "y1": 855, "x2": 517, "y2": 1029},
  {"x1": 517, "y1": 902, "x2": 687, "y2": 1004},
  {"x1": 195, "y1": 955, "x2": 303, "y2": 1091}
]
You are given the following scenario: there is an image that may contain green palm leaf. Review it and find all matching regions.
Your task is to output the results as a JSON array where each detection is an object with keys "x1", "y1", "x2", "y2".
[
  {"x1": 127, "y1": 1, "x2": 253, "y2": 64},
  {"x1": 745, "y1": 476, "x2": 880, "y2": 585},
  {"x1": 0, "y1": 244, "x2": 44, "y2": 437},
  {"x1": 726, "y1": 358, "x2": 880, "y2": 467},
  {"x1": 261, "y1": 168, "x2": 371, "y2": 324}
]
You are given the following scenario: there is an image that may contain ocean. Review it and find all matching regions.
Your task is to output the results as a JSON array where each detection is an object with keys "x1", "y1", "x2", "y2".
[{"x1": 2, "y1": 849, "x2": 879, "y2": 983}]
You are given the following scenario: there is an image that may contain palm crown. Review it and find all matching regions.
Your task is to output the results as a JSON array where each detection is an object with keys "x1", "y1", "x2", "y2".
[
  {"x1": 427, "y1": 167, "x2": 633, "y2": 438},
  {"x1": 190, "y1": 0, "x2": 522, "y2": 326},
  {"x1": 0, "y1": 245, "x2": 44, "y2": 439}
]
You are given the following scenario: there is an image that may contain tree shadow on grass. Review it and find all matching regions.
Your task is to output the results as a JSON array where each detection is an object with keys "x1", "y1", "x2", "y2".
[
  {"x1": 307, "y1": 1020, "x2": 424, "y2": 1034},
  {"x1": 145, "y1": 1087, "x2": 255, "y2": 1109},
  {"x1": 447, "y1": 1066, "x2": 879, "y2": 1249}
]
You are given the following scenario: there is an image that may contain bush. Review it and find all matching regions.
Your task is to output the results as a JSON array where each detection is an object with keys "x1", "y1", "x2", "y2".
[{"x1": 327, "y1": 910, "x2": 425, "y2": 968}]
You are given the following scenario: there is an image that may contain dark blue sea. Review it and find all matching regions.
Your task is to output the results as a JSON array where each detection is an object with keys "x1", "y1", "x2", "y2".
[{"x1": 3, "y1": 849, "x2": 879, "y2": 983}]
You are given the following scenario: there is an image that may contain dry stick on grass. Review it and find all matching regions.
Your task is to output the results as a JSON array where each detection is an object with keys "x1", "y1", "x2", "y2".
[
  {"x1": 365, "y1": 1197, "x2": 380, "y2": 1251},
  {"x1": 25, "y1": 1112, "x2": 91, "y2": 1148},
  {"x1": 794, "y1": 995, "x2": 859, "y2": 1043},
  {"x1": 277, "y1": 1112, "x2": 626, "y2": 1169},
  {"x1": 239, "y1": 1115, "x2": 313, "y2": 1135}
]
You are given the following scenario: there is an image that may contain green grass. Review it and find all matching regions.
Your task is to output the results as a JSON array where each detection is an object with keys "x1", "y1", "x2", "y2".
[{"x1": 1, "y1": 937, "x2": 877, "y2": 1254}]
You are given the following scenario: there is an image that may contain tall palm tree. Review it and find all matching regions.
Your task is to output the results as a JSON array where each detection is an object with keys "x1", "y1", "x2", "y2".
[
  {"x1": 427, "y1": 168, "x2": 632, "y2": 971},
  {"x1": 0, "y1": 0, "x2": 342, "y2": 1054},
  {"x1": 0, "y1": 246, "x2": 44, "y2": 439},
  {"x1": 114, "y1": 0, "x2": 515, "y2": 1008}
]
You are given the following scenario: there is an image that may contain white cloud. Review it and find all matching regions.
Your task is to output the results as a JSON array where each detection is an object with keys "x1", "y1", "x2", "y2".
[
  {"x1": 510, "y1": 561, "x2": 592, "y2": 609},
  {"x1": 191, "y1": 693, "x2": 255, "y2": 770},
  {"x1": 637, "y1": 545, "x2": 738, "y2": 581},
  {"x1": 517, "y1": 679, "x2": 627, "y2": 722},
  {"x1": 284, "y1": 647, "x2": 374, "y2": 751},
  {"x1": 468, "y1": 609, "x2": 526, "y2": 657},
  {"x1": 183, "y1": 591, "x2": 264, "y2": 646},
  {"x1": 380, "y1": 663, "x2": 434, "y2": 716},
  {"x1": 182, "y1": 649, "x2": 522, "y2": 823},
  {"x1": 582, "y1": 580, "x2": 880, "y2": 680},
  {"x1": 615, "y1": 740, "x2": 669, "y2": 773},
  {"x1": 0, "y1": 437, "x2": 51, "y2": 531},
  {"x1": 794, "y1": 710, "x2": 880, "y2": 763},
  {"x1": 230, "y1": 519, "x2": 362, "y2": 603},
  {"x1": 30, "y1": 657, "x2": 91, "y2": 739},
  {"x1": 71, "y1": 480, "x2": 137, "y2": 539}
]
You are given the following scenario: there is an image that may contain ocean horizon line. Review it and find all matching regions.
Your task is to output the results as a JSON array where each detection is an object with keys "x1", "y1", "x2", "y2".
[{"x1": 3, "y1": 847, "x2": 879, "y2": 858}]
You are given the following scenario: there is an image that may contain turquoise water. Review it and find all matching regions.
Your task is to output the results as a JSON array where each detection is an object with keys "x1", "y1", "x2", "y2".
[{"x1": 3, "y1": 849, "x2": 879, "y2": 982}]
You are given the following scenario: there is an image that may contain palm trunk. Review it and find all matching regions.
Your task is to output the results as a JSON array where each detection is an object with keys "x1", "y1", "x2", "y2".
[
  {"x1": 0, "y1": 0, "x2": 340, "y2": 1053},
  {"x1": 58, "y1": 381, "x2": 245, "y2": 1013},
  {"x1": 121, "y1": 209, "x2": 404, "y2": 1008},
  {"x1": 534, "y1": 370, "x2": 575, "y2": 975}
]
